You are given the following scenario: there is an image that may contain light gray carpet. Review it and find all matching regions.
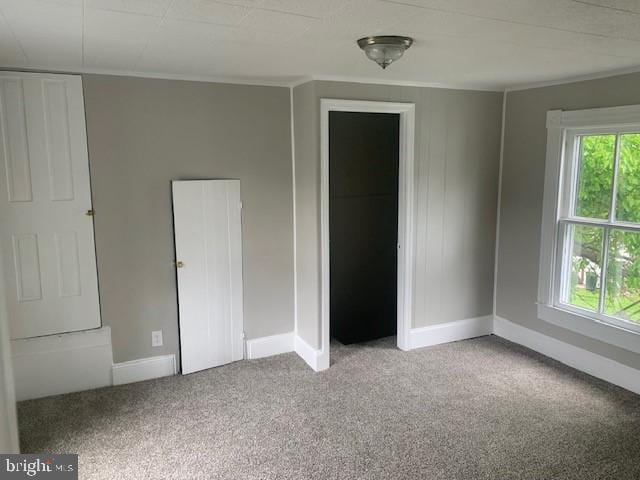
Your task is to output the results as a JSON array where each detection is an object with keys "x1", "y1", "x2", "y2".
[{"x1": 18, "y1": 336, "x2": 640, "y2": 480}]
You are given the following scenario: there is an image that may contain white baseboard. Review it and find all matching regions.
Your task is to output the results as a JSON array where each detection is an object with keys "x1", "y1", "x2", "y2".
[
  {"x1": 245, "y1": 332, "x2": 294, "y2": 360},
  {"x1": 409, "y1": 315, "x2": 493, "y2": 350},
  {"x1": 11, "y1": 327, "x2": 113, "y2": 401},
  {"x1": 494, "y1": 316, "x2": 640, "y2": 395},
  {"x1": 294, "y1": 335, "x2": 328, "y2": 371},
  {"x1": 112, "y1": 354, "x2": 176, "y2": 386},
  {"x1": 244, "y1": 332, "x2": 329, "y2": 371}
]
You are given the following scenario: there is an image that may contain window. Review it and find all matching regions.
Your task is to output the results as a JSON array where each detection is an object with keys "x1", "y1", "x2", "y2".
[
  {"x1": 539, "y1": 106, "x2": 640, "y2": 352},
  {"x1": 556, "y1": 131, "x2": 640, "y2": 332}
]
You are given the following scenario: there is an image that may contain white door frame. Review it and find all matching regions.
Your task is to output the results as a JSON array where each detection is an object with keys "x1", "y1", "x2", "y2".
[
  {"x1": 320, "y1": 99, "x2": 416, "y2": 367},
  {"x1": 0, "y1": 253, "x2": 18, "y2": 452}
]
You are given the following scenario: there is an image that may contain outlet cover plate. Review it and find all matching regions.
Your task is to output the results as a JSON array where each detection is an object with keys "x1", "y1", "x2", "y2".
[{"x1": 151, "y1": 330, "x2": 163, "y2": 347}]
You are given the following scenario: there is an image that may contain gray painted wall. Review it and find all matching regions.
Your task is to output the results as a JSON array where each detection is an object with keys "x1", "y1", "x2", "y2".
[
  {"x1": 293, "y1": 80, "x2": 503, "y2": 349},
  {"x1": 497, "y1": 72, "x2": 640, "y2": 370},
  {"x1": 83, "y1": 75, "x2": 294, "y2": 364}
]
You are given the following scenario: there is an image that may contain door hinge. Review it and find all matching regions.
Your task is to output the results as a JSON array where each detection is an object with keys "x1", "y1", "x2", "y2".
[{"x1": 239, "y1": 202, "x2": 243, "y2": 210}]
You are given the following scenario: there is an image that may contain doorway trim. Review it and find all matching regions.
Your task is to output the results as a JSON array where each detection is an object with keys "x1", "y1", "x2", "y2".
[{"x1": 319, "y1": 99, "x2": 416, "y2": 369}]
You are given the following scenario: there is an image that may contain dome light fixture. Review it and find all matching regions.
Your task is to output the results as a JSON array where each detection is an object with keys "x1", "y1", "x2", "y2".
[{"x1": 357, "y1": 35, "x2": 414, "y2": 69}]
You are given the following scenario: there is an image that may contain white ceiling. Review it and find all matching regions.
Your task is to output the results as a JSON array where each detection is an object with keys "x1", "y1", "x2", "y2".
[{"x1": 1, "y1": 0, "x2": 640, "y2": 90}]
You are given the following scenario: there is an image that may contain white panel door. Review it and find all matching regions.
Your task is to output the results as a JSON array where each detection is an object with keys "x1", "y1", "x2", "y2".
[
  {"x1": 0, "y1": 72, "x2": 100, "y2": 339},
  {"x1": 172, "y1": 180, "x2": 244, "y2": 374}
]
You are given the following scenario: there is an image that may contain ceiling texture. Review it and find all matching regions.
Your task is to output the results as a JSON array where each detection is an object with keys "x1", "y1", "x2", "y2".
[{"x1": 1, "y1": 0, "x2": 640, "y2": 90}]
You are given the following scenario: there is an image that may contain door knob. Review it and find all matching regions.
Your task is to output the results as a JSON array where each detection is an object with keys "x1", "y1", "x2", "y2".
[
  {"x1": 85, "y1": 209, "x2": 95, "y2": 216},
  {"x1": 175, "y1": 261, "x2": 184, "y2": 268}
]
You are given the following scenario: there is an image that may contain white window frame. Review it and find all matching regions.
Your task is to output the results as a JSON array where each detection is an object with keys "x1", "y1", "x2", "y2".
[{"x1": 538, "y1": 105, "x2": 640, "y2": 354}]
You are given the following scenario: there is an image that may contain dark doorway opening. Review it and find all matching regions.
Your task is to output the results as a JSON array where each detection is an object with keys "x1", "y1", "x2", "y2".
[{"x1": 329, "y1": 111, "x2": 400, "y2": 345}]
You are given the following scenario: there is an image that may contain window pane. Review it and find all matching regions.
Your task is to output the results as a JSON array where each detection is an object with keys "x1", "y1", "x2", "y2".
[
  {"x1": 604, "y1": 229, "x2": 640, "y2": 324},
  {"x1": 615, "y1": 133, "x2": 640, "y2": 224},
  {"x1": 574, "y1": 134, "x2": 615, "y2": 220},
  {"x1": 563, "y1": 224, "x2": 603, "y2": 312}
]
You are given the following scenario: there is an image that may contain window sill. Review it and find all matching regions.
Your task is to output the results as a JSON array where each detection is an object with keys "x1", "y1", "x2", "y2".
[{"x1": 537, "y1": 304, "x2": 640, "y2": 354}]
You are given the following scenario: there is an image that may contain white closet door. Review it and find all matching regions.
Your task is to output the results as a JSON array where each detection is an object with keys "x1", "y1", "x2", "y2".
[
  {"x1": 0, "y1": 72, "x2": 100, "y2": 339},
  {"x1": 172, "y1": 180, "x2": 244, "y2": 374}
]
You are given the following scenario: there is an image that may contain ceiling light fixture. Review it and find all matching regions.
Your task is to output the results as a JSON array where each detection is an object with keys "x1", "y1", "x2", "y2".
[{"x1": 357, "y1": 36, "x2": 413, "y2": 69}]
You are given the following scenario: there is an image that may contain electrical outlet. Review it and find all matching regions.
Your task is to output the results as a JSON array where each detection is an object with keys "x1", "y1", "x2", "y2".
[{"x1": 151, "y1": 330, "x2": 163, "y2": 347}]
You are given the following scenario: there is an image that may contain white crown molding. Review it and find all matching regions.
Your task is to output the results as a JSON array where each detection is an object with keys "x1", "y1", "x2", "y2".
[
  {"x1": 505, "y1": 64, "x2": 640, "y2": 93},
  {"x1": 289, "y1": 76, "x2": 314, "y2": 88},
  {"x1": 4, "y1": 62, "x2": 640, "y2": 93},
  {"x1": 0, "y1": 65, "x2": 297, "y2": 88},
  {"x1": 0, "y1": 66, "x2": 503, "y2": 91},
  {"x1": 308, "y1": 74, "x2": 503, "y2": 92}
]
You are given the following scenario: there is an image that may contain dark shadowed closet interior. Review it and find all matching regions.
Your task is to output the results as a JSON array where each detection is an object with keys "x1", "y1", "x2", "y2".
[{"x1": 329, "y1": 111, "x2": 400, "y2": 344}]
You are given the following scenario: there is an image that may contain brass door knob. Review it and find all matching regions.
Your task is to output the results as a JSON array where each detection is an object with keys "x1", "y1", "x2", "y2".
[
  {"x1": 86, "y1": 209, "x2": 95, "y2": 216},
  {"x1": 175, "y1": 261, "x2": 185, "y2": 268}
]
